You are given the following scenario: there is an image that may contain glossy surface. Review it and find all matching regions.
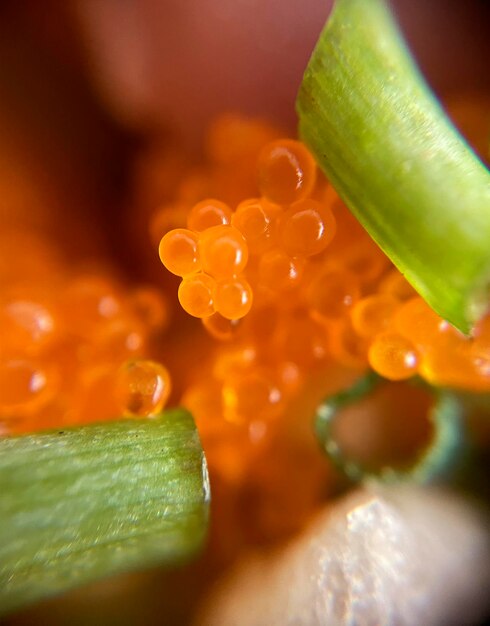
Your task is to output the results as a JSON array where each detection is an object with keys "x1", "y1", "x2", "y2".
[
  {"x1": 158, "y1": 228, "x2": 201, "y2": 277},
  {"x1": 115, "y1": 360, "x2": 172, "y2": 417}
]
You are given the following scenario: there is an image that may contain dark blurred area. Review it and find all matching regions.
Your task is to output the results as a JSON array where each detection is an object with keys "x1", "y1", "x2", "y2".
[
  {"x1": 0, "y1": 1, "x2": 488, "y2": 625},
  {"x1": 0, "y1": 1, "x2": 134, "y2": 276}
]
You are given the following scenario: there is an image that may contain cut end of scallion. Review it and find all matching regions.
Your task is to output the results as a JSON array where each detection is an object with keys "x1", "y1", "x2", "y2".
[{"x1": 0, "y1": 409, "x2": 209, "y2": 615}]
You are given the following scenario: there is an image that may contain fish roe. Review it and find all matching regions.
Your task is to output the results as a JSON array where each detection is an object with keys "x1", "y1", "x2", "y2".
[
  {"x1": 215, "y1": 276, "x2": 253, "y2": 320},
  {"x1": 393, "y1": 297, "x2": 445, "y2": 349},
  {"x1": 368, "y1": 332, "x2": 420, "y2": 380},
  {"x1": 330, "y1": 319, "x2": 369, "y2": 370},
  {"x1": 187, "y1": 199, "x2": 232, "y2": 232},
  {"x1": 231, "y1": 198, "x2": 277, "y2": 254},
  {"x1": 258, "y1": 250, "x2": 305, "y2": 293},
  {"x1": 88, "y1": 316, "x2": 147, "y2": 364},
  {"x1": 178, "y1": 272, "x2": 216, "y2": 318},
  {"x1": 258, "y1": 139, "x2": 317, "y2": 204},
  {"x1": 336, "y1": 241, "x2": 389, "y2": 286},
  {"x1": 279, "y1": 199, "x2": 336, "y2": 257},
  {"x1": 129, "y1": 286, "x2": 169, "y2": 331},
  {"x1": 379, "y1": 269, "x2": 417, "y2": 301},
  {"x1": 0, "y1": 358, "x2": 57, "y2": 417},
  {"x1": 278, "y1": 316, "x2": 330, "y2": 367},
  {"x1": 351, "y1": 294, "x2": 399, "y2": 338},
  {"x1": 62, "y1": 276, "x2": 122, "y2": 339},
  {"x1": 205, "y1": 114, "x2": 281, "y2": 164},
  {"x1": 199, "y1": 225, "x2": 248, "y2": 279},
  {"x1": 114, "y1": 359, "x2": 171, "y2": 417},
  {"x1": 71, "y1": 365, "x2": 120, "y2": 425},
  {"x1": 158, "y1": 228, "x2": 201, "y2": 276},
  {"x1": 222, "y1": 369, "x2": 284, "y2": 424},
  {"x1": 308, "y1": 268, "x2": 360, "y2": 321},
  {"x1": 471, "y1": 316, "x2": 490, "y2": 365},
  {"x1": 202, "y1": 313, "x2": 242, "y2": 341},
  {"x1": 213, "y1": 344, "x2": 257, "y2": 381},
  {"x1": 0, "y1": 299, "x2": 57, "y2": 356},
  {"x1": 0, "y1": 235, "x2": 172, "y2": 432},
  {"x1": 149, "y1": 203, "x2": 189, "y2": 247}
]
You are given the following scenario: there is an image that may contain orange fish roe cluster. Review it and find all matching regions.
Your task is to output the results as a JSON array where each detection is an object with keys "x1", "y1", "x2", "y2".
[
  {"x1": 156, "y1": 119, "x2": 490, "y2": 395},
  {"x1": 0, "y1": 232, "x2": 172, "y2": 435},
  {"x1": 150, "y1": 116, "x2": 490, "y2": 547}
]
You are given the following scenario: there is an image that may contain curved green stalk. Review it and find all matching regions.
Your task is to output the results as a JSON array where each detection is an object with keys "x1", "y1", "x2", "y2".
[
  {"x1": 0, "y1": 410, "x2": 209, "y2": 615},
  {"x1": 315, "y1": 373, "x2": 462, "y2": 484},
  {"x1": 297, "y1": 0, "x2": 490, "y2": 335}
]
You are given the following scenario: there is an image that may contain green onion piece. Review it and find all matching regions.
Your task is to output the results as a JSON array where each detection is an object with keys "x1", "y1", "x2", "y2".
[
  {"x1": 315, "y1": 373, "x2": 462, "y2": 483},
  {"x1": 297, "y1": 0, "x2": 490, "y2": 335},
  {"x1": 0, "y1": 410, "x2": 209, "y2": 615}
]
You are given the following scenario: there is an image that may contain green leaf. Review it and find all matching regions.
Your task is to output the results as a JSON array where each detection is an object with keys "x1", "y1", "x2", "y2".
[
  {"x1": 297, "y1": 0, "x2": 490, "y2": 335},
  {"x1": 0, "y1": 409, "x2": 209, "y2": 615}
]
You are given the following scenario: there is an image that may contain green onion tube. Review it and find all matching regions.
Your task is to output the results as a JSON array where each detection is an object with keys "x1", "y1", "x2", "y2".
[
  {"x1": 297, "y1": 0, "x2": 490, "y2": 334},
  {"x1": 315, "y1": 373, "x2": 462, "y2": 483},
  {"x1": 0, "y1": 410, "x2": 209, "y2": 615}
]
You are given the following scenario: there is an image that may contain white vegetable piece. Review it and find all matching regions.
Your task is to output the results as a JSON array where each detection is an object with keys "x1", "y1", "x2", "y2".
[{"x1": 198, "y1": 486, "x2": 489, "y2": 626}]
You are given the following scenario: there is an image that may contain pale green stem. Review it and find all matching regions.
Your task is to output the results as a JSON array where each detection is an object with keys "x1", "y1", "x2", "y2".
[
  {"x1": 0, "y1": 410, "x2": 209, "y2": 615},
  {"x1": 297, "y1": 0, "x2": 490, "y2": 334}
]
